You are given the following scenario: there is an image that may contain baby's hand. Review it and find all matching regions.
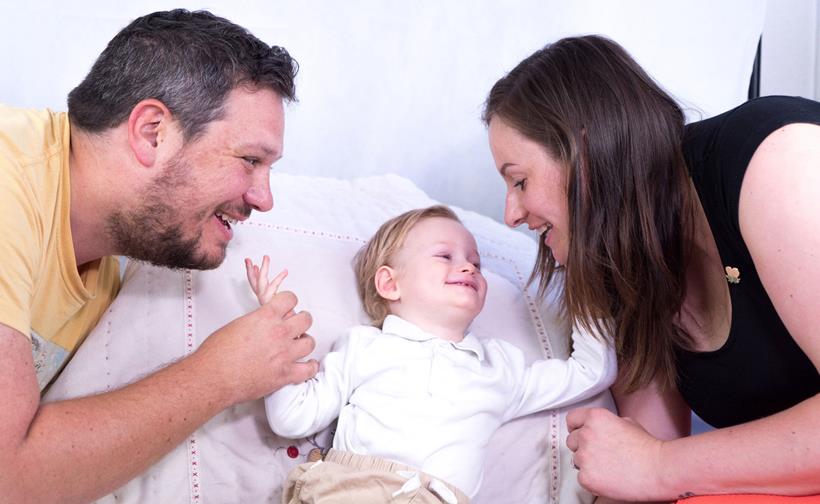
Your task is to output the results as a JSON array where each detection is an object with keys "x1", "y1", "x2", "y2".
[{"x1": 245, "y1": 255, "x2": 288, "y2": 306}]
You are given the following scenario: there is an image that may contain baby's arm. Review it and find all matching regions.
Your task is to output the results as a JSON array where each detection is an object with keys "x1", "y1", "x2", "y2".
[
  {"x1": 245, "y1": 255, "x2": 351, "y2": 438},
  {"x1": 264, "y1": 332, "x2": 356, "y2": 438},
  {"x1": 502, "y1": 324, "x2": 617, "y2": 421},
  {"x1": 245, "y1": 255, "x2": 288, "y2": 305}
]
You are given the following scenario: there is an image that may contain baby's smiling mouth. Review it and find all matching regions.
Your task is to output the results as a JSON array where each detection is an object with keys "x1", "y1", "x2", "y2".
[{"x1": 447, "y1": 280, "x2": 477, "y2": 291}]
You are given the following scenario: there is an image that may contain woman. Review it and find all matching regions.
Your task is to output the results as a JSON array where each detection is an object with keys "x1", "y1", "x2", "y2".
[{"x1": 483, "y1": 35, "x2": 820, "y2": 502}]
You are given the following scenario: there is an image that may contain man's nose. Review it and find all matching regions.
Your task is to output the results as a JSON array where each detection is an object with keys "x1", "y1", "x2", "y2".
[{"x1": 244, "y1": 168, "x2": 273, "y2": 212}]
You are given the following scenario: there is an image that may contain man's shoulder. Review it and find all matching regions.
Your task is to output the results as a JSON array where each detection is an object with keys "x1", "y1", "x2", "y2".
[
  {"x1": 0, "y1": 106, "x2": 70, "y2": 219},
  {"x1": 0, "y1": 105, "x2": 69, "y2": 166}
]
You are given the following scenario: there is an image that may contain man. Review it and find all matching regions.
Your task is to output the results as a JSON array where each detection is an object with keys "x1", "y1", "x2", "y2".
[{"x1": 0, "y1": 9, "x2": 318, "y2": 502}]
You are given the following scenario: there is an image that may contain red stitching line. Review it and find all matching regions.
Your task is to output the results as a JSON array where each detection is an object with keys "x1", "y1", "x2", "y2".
[
  {"x1": 184, "y1": 270, "x2": 201, "y2": 504},
  {"x1": 504, "y1": 256, "x2": 561, "y2": 503}
]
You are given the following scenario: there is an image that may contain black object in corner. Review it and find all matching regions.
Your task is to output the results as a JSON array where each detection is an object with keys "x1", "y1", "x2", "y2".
[{"x1": 748, "y1": 37, "x2": 762, "y2": 100}]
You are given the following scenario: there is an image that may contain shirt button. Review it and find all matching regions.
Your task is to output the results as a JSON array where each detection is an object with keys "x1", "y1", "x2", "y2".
[
  {"x1": 286, "y1": 445, "x2": 299, "y2": 458},
  {"x1": 308, "y1": 448, "x2": 323, "y2": 462}
]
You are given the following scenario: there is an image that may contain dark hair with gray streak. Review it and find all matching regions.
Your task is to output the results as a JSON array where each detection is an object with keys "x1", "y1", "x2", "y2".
[{"x1": 68, "y1": 9, "x2": 298, "y2": 142}]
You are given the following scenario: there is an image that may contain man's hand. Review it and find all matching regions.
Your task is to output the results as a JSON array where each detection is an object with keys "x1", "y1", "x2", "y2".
[
  {"x1": 193, "y1": 288, "x2": 319, "y2": 404},
  {"x1": 566, "y1": 407, "x2": 666, "y2": 502}
]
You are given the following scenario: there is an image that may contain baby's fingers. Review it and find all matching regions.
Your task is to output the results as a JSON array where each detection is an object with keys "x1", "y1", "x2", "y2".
[
  {"x1": 260, "y1": 269, "x2": 288, "y2": 305},
  {"x1": 259, "y1": 255, "x2": 271, "y2": 287},
  {"x1": 245, "y1": 258, "x2": 260, "y2": 293},
  {"x1": 268, "y1": 269, "x2": 288, "y2": 294}
]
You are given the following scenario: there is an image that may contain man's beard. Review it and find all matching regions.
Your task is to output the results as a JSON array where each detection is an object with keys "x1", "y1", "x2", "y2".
[{"x1": 106, "y1": 156, "x2": 225, "y2": 271}]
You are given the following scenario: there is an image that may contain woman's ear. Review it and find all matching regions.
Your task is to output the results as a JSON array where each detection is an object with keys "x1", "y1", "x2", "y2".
[
  {"x1": 374, "y1": 265, "x2": 401, "y2": 301},
  {"x1": 127, "y1": 98, "x2": 175, "y2": 167}
]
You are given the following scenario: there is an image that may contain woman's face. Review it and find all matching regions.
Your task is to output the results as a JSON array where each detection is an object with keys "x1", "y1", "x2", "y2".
[{"x1": 488, "y1": 117, "x2": 570, "y2": 265}]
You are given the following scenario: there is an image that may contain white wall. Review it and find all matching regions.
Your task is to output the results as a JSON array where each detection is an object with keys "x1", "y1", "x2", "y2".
[
  {"x1": 761, "y1": 0, "x2": 819, "y2": 99},
  {"x1": 0, "y1": 1, "x2": 766, "y2": 222}
]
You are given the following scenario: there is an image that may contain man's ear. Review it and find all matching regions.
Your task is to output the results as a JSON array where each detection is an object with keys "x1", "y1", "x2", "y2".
[
  {"x1": 127, "y1": 99, "x2": 174, "y2": 167},
  {"x1": 374, "y1": 265, "x2": 401, "y2": 301}
]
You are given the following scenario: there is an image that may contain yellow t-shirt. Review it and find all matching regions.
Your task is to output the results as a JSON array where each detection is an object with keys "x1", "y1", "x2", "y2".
[{"x1": 0, "y1": 105, "x2": 120, "y2": 391}]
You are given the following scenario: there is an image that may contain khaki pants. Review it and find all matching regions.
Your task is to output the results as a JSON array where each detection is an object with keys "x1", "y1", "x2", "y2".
[{"x1": 283, "y1": 449, "x2": 470, "y2": 504}]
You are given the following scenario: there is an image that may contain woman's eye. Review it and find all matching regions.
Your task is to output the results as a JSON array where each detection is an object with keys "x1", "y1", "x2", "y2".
[{"x1": 513, "y1": 179, "x2": 527, "y2": 190}]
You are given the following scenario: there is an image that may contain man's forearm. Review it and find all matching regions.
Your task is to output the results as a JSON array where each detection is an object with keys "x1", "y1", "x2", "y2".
[
  {"x1": 0, "y1": 295, "x2": 316, "y2": 503},
  {"x1": 6, "y1": 350, "x2": 232, "y2": 504}
]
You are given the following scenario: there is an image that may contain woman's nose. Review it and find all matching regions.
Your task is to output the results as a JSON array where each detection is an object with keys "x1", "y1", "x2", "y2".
[{"x1": 504, "y1": 193, "x2": 525, "y2": 228}]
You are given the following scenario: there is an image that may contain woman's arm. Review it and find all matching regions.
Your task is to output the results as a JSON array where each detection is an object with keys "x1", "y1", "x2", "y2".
[
  {"x1": 566, "y1": 376, "x2": 690, "y2": 503},
  {"x1": 739, "y1": 122, "x2": 820, "y2": 377},
  {"x1": 567, "y1": 123, "x2": 820, "y2": 501},
  {"x1": 611, "y1": 378, "x2": 691, "y2": 442},
  {"x1": 590, "y1": 379, "x2": 691, "y2": 504},
  {"x1": 568, "y1": 390, "x2": 820, "y2": 501}
]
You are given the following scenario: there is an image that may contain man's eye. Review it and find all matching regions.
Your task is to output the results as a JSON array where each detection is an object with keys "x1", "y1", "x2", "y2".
[
  {"x1": 513, "y1": 179, "x2": 527, "y2": 190},
  {"x1": 242, "y1": 157, "x2": 259, "y2": 167}
]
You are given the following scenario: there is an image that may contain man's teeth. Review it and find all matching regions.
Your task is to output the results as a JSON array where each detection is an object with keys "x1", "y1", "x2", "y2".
[{"x1": 216, "y1": 212, "x2": 237, "y2": 225}]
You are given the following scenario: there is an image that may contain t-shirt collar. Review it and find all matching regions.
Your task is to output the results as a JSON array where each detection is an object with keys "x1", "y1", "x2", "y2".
[{"x1": 382, "y1": 314, "x2": 484, "y2": 361}]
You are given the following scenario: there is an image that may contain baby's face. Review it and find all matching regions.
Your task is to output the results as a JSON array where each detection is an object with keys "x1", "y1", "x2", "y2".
[{"x1": 389, "y1": 217, "x2": 487, "y2": 325}]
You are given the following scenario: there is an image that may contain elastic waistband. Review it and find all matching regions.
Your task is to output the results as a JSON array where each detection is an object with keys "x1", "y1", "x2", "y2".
[{"x1": 323, "y1": 449, "x2": 470, "y2": 503}]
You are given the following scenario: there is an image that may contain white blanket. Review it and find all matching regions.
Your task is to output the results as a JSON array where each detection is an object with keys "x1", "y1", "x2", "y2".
[{"x1": 45, "y1": 173, "x2": 615, "y2": 503}]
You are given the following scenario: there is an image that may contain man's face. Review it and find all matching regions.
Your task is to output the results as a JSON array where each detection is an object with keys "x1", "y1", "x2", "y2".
[{"x1": 108, "y1": 87, "x2": 285, "y2": 270}]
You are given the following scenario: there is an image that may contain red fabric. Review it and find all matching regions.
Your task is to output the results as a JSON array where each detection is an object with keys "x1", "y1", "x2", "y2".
[{"x1": 678, "y1": 495, "x2": 820, "y2": 504}]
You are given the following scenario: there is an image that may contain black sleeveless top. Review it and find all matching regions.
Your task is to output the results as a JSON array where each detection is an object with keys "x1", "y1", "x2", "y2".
[{"x1": 677, "y1": 96, "x2": 820, "y2": 428}]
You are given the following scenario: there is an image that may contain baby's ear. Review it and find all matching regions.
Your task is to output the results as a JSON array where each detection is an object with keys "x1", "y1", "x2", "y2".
[{"x1": 374, "y1": 265, "x2": 401, "y2": 301}]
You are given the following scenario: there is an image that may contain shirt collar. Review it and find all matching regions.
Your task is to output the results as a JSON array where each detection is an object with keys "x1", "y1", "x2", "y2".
[{"x1": 382, "y1": 315, "x2": 485, "y2": 361}]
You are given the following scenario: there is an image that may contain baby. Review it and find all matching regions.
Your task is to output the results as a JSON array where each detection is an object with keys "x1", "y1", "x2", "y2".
[{"x1": 246, "y1": 205, "x2": 616, "y2": 504}]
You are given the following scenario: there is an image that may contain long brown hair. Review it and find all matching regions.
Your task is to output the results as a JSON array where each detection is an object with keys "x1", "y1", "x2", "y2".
[{"x1": 483, "y1": 35, "x2": 695, "y2": 391}]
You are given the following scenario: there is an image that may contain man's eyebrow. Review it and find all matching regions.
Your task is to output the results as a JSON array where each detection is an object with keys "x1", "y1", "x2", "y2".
[{"x1": 237, "y1": 142, "x2": 279, "y2": 157}]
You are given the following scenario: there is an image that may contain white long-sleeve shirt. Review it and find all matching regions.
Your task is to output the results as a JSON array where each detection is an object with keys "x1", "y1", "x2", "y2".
[{"x1": 265, "y1": 315, "x2": 617, "y2": 498}]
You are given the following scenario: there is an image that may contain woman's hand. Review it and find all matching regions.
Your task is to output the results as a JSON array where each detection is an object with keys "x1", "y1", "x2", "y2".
[
  {"x1": 566, "y1": 407, "x2": 667, "y2": 502},
  {"x1": 245, "y1": 255, "x2": 288, "y2": 305}
]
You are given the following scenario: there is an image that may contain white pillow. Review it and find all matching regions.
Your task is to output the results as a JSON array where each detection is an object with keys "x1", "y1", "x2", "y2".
[{"x1": 45, "y1": 173, "x2": 615, "y2": 504}]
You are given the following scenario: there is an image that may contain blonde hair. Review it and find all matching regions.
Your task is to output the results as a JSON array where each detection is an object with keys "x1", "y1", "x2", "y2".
[{"x1": 353, "y1": 205, "x2": 460, "y2": 327}]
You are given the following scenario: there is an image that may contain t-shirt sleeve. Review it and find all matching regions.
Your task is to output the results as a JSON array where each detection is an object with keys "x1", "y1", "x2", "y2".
[
  {"x1": 264, "y1": 329, "x2": 358, "y2": 438},
  {"x1": 497, "y1": 324, "x2": 617, "y2": 422},
  {"x1": 0, "y1": 154, "x2": 41, "y2": 338}
]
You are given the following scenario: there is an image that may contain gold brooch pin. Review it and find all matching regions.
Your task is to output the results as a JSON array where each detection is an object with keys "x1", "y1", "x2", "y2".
[{"x1": 725, "y1": 266, "x2": 740, "y2": 284}]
